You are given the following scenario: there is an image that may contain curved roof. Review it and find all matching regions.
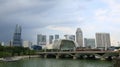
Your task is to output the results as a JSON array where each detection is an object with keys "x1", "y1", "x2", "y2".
[{"x1": 53, "y1": 39, "x2": 77, "y2": 50}]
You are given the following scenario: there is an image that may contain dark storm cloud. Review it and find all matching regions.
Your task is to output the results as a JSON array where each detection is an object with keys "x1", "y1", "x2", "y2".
[
  {"x1": 0, "y1": 0, "x2": 58, "y2": 42},
  {"x1": 0, "y1": 0, "x2": 86, "y2": 43}
]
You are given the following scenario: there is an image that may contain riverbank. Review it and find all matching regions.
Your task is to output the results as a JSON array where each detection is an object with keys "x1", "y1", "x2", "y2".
[{"x1": 0, "y1": 55, "x2": 40, "y2": 61}]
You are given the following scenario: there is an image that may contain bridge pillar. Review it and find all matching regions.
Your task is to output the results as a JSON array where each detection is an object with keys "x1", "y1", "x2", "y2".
[
  {"x1": 73, "y1": 56, "x2": 77, "y2": 59},
  {"x1": 44, "y1": 54, "x2": 47, "y2": 58},
  {"x1": 119, "y1": 52, "x2": 120, "y2": 58},
  {"x1": 100, "y1": 57, "x2": 106, "y2": 60},
  {"x1": 73, "y1": 54, "x2": 77, "y2": 60},
  {"x1": 56, "y1": 54, "x2": 60, "y2": 59}
]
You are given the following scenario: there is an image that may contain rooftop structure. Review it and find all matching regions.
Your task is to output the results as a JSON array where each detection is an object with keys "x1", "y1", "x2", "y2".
[{"x1": 53, "y1": 39, "x2": 77, "y2": 50}]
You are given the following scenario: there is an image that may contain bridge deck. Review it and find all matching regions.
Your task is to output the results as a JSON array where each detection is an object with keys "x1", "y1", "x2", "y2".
[{"x1": 37, "y1": 51, "x2": 118, "y2": 54}]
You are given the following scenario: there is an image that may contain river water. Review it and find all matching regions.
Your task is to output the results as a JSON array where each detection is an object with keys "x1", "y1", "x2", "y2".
[{"x1": 0, "y1": 58, "x2": 112, "y2": 67}]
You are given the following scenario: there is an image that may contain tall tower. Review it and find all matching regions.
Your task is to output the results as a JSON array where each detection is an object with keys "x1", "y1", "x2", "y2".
[
  {"x1": 96, "y1": 33, "x2": 111, "y2": 50},
  {"x1": 13, "y1": 24, "x2": 22, "y2": 46},
  {"x1": 37, "y1": 34, "x2": 47, "y2": 45},
  {"x1": 76, "y1": 28, "x2": 83, "y2": 47}
]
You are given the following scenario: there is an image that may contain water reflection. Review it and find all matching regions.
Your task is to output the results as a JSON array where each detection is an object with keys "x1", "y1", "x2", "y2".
[{"x1": 0, "y1": 58, "x2": 112, "y2": 67}]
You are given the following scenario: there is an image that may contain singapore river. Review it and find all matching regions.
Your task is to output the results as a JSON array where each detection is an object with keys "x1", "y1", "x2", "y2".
[{"x1": 0, "y1": 58, "x2": 112, "y2": 67}]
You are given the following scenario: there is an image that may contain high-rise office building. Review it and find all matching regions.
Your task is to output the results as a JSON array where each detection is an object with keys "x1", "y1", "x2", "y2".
[
  {"x1": 76, "y1": 28, "x2": 83, "y2": 47},
  {"x1": 55, "y1": 34, "x2": 59, "y2": 40},
  {"x1": 84, "y1": 38, "x2": 95, "y2": 49},
  {"x1": 96, "y1": 33, "x2": 111, "y2": 50},
  {"x1": 49, "y1": 35, "x2": 54, "y2": 44},
  {"x1": 37, "y1": 34, "x2": 47, "y2": 45},
  {"x1": 13, "y1": 24, "x2": 22, "y2": 46}
]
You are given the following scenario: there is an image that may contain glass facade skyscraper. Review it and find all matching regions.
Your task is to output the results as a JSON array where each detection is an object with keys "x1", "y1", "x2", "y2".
[{"x1": 13, "y1": 24, "x2": 22, "y2": 46}]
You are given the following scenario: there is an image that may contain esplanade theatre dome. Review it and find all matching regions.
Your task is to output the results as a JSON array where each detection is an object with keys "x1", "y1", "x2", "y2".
[{"x1": 53, "y1": 39, "x2": 77, "y2": 50}]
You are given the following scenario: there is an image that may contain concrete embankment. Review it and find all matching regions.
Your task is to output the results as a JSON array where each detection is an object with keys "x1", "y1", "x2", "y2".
[
  {"x1": 0, "y1": 55, "x2": 40, "y2": 61},
  {"x1": 16, "y1": 55, "x2": 40, "y2": 59},
  {"x1": 0, "y1": 58, "x2": 3, "y2": 61},
  {"x1": 20, "y1": 55, "x2": 40, "y2": 59}
]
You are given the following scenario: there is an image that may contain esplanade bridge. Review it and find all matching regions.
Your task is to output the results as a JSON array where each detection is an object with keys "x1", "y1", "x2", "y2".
[{"x1": 36, "y1": 39, "x2": 120, "y2": 60}]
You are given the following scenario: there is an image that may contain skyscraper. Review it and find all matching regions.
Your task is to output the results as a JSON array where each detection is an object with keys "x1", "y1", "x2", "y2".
[
  {"x1": 37, "y1": 34, "x2": 47, "y2": 45},
  {"x1": 49, "y1": 35, "x2": 54, "y2": 44},
  {"x1": 13, "y1": 24, "x2": 22, "y2": 46},
  {"x1": 55, "y1": 34, "x2": 59, "y2": 40},
  {"x1": 76, "y1": 28, "x2": 83, "y2": 47},
  {"x1": 84, "y1": 38, "x2": 95, "y2": 49},
  {"x1": 96, "y1": 33, "x2": 111, "y2": 50}
]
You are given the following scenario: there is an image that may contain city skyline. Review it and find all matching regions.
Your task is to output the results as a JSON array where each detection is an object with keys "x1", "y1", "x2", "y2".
[{"x1": 0, "y1": 0, "x2": 120, "y2": 46}]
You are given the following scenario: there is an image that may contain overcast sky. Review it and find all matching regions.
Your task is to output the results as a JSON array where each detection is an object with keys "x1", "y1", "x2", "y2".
[{"x1": 0, "y1": 0, "x2": 120, "y2": 45}]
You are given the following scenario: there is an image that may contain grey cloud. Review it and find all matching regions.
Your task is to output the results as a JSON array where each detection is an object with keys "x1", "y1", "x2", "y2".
[{"x1": 0, "y1": 0, "x2": 86, "y2": 43}]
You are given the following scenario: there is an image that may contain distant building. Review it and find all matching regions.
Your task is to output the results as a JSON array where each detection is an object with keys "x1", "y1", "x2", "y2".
[
  {"x1": 13, "y1": 24, "x2": 22, "y2": 47},
  {"x1": 1, "y1": 42, "x2": 4, "y2": 46},
  {"x1": 84, "y1": 38, "x2": 95, "y2": 49},
  {"x1": 31, "y1": 45, "x2": 42, "y2": 50},
  {"x1": 76, "y1": 28, "x2": 83, "y2": 47},
  {"x1": 96, "y1": 33, "x2": 111, "y2": 50},
  {"x1": 23, "y1": 41, "x2": 32, "y2": 49},
  {"x1": 55, "y1": 34, "x2": 59, "y2": 40},
  {"x1": 9, "y1": 40, "x2": 13, "y2": 47},
  {"x1": 45, "y1": 44, "x2": 53, "y2": 49},
  {"x1": 4, "y1": 40, "x2": 13, "y2": 47},
  {"x1": 37, "y1": 34, "x2": 47, "y2": 45},
  {"x1": 49, "y1": 35, "x2": 54, "y2": 44},
  {"x1": 0, "y1": 42, "x2": 4, "y2": 46},
  {"x1": 64, "y1": 35, "x2": 75, "y2": 41}
]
